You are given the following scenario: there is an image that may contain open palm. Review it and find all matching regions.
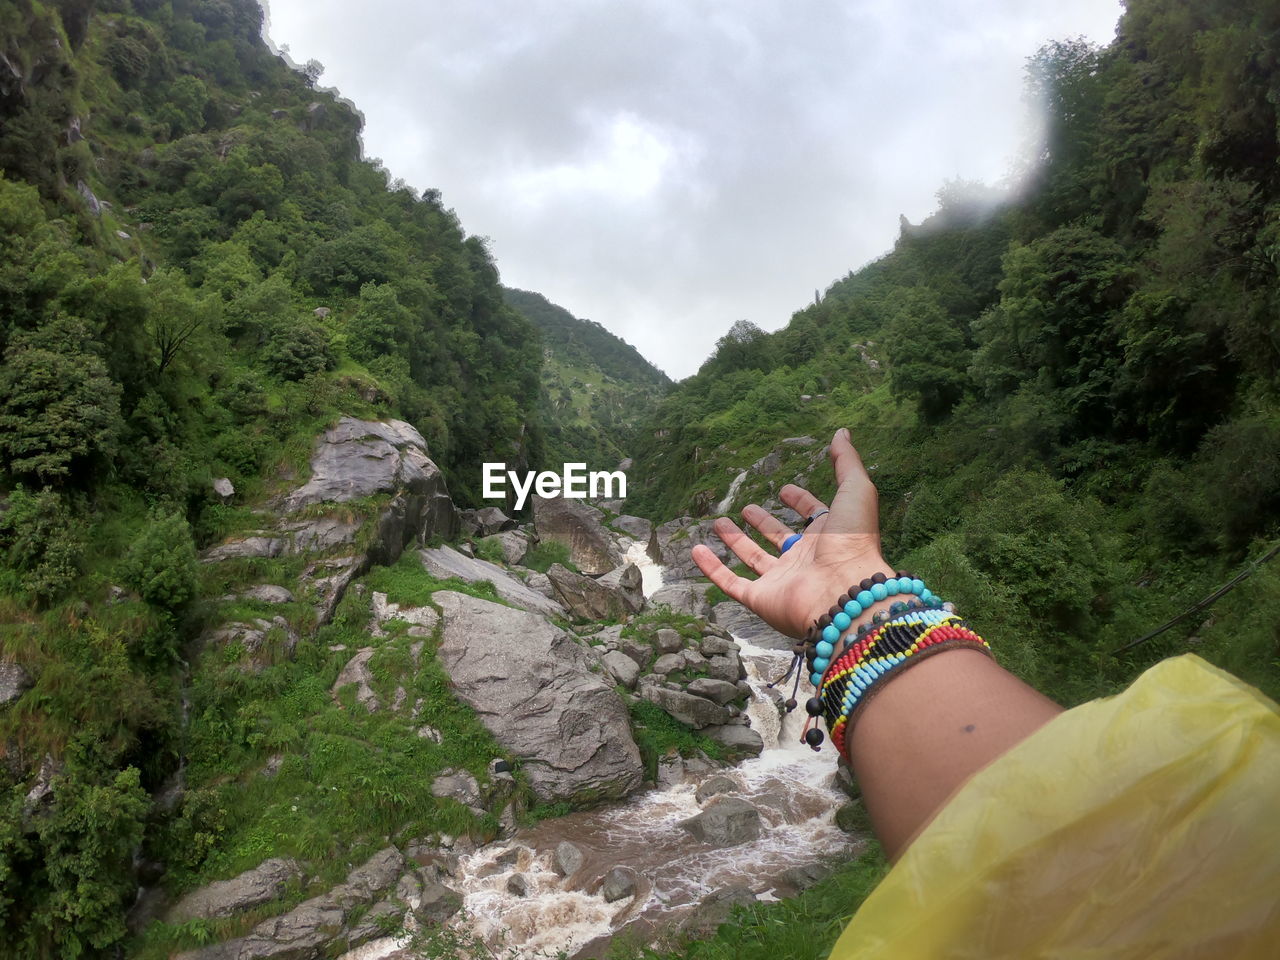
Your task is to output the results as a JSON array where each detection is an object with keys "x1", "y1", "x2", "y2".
[{"x1": 692, "y1": 428, "x2": 892, "y2": 639}]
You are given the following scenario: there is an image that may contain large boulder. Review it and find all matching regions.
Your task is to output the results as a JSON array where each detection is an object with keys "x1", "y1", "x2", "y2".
[
  {"x1": 649, "y1": 582, "x2": 712, "y2": 619},
  {"x1": 545, "y1": 563, "x2": 639, "y2": 621},
  {"x1": 434, "y1": 592, "x2": 644, "y2": 803},
  {"x1": 681, "y1": 798, "x2": 762, "y2": 847},
  {"x1": 165, "y1": 858, "x2": 302, "y2": 923},
  {"x1": 611, "y1": 515, "x2": 652, "y2": 542},
  {"x1": 702, "y1": 723, "x2": 765, "y2": 760},
  {"x1": 420, "y1": 545, "x2": 564, "y2": 618},
  {"x1": 471, "y1": 506, "x2": 516, "y2": 536},
  {"x1": 174, "y1": 848, "x2": 404, "y2": 960},
  {"x1": 711, "y1": 601, "x2": 793, "y2": 650},
  {"x1": 653, "y1": 517, "x2": 732, "y2": 582},
  {"x1": 532, "y1": 496, "x2": 620, "y2": 575},
  {"x1": 596, "y1": 563, "x2": 645, "y2": 613},
  {"x1": 600, "y1": 651, "x2": 640, "y2": 689},
  {"x1": 638, "y1": 682, "x2": 731, "y2": 729}
]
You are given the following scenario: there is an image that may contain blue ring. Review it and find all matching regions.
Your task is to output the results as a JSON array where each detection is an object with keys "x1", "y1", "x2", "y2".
[{"x1": 781, "y1": 533, "x2": 803, "y2": 554}]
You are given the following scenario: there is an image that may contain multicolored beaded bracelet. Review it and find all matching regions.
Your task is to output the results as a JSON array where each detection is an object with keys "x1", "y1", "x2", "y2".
[
  {"x1": 769, "y1": 571, "x2": 940, "y2": 722},
  {"x1": 803, "y1": 611, "x2": 993, "y2": 761}
]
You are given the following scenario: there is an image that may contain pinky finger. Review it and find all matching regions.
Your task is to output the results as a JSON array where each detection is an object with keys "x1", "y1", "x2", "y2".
[{"x1": 692, "y1": 544, "x2": 751, "y2": 604}]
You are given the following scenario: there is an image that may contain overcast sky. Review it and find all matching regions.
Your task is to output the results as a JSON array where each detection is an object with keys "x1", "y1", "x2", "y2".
[{"x1": 262, "y1": 0, "x2": 1122, "y2": 379}]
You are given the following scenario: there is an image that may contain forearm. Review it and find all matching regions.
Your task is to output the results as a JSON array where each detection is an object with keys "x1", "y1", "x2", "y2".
[{"x1": 847, "y1": 648, "x2": 1063, "y2": 859}]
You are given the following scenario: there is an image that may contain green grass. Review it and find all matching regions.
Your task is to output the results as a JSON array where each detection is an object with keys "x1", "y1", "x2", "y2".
[
  {"x1": 628, "y1": 699, "x2": 726, "y2": 782},
  {"x1": 364, "y1": 549, "x2": 507, "y2": 607},
  {"x1": 133, "y1": 584, "x2": 518, "y2": 958},
  {"x1": 520, "y1": 539, "x2": 577, "y2": 574}
]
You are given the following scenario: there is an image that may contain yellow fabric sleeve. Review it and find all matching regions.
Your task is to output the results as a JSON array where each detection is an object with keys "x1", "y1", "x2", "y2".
[{"x1": 829, "y1": 654, "x2": 1280, "y2": 959}]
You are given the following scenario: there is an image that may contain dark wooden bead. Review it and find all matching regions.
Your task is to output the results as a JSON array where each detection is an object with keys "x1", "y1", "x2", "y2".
[{"x1": 871, "y1": 571, "x2": 886, "y2": 584}]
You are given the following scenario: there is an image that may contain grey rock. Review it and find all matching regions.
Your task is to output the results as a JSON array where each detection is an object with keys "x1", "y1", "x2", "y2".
[
  {"x1": 703, "y1": 724, "x2": 765, "y2": 760},
  {"x1": 703, "y1": 651, "x2": 746, "y2": 683},
  {"x1": 639, "y1": 684, "x2": 731, "y2": 729},
  {"x1": 553, "y1": 840, "x2": 585, "y2": 878},
  {"x1": 24, "y1": 755, "x2": 61, "y2": 812},
  {"x1": 699, "y1": 636, "x2": 735, "y2": 656},
  {"x1": 166, "y1": 858, "x2": 302, "y2": 923},
  {"x1": 585, "y1": 624, "x2": 625, "y2": 647},
  {"x1": 472, "y1": 506, "x2": 516, "y2": 536},
  {"x1": 282, "y1": 418, "x2": 459, "y2": 549},
  {"x1": 681, "y1": 649, "x2": 708, "y2": 671},
  {"x1": 506, "y1": 873, "x2": 529, "y2": 897},
  {"x1": 301, "y1": 554, "x2": 366, "y2": 625},
  {"x1": 695, "y1": 774, "x2": 738, "y2": 803},
  {"x1": 546, "y1": 563, "x2": 636, "y2": 621},
  {"x1": 313, "y1": 306, "x2": 331, "y2": 318},
  {"x1": 649, "y1": 582, "x2": 712, "y2": 619},
  {"x1": 204, "y1": 617, "x2": 298, "y2": 667},
  {"x1": 654, "y1": 628, "x2": 683, "y2": 654},
  {"x1": 0, "y1": 663, "x2": 32, "y2": 705},
  {"x1": 421, "y1": 545, "x2": 564, "y2": 617},
  {"x1": 686, "y1": 678, "x2": 741, "y2": 705},
  {"x1": 77, "y1": 179, "x2": 102, "y2": 215},
  {"x1": 779, "y1": 861, "x2": 837, "y2": 893},
  {"x1": 241, "y1": 585, "x2": 295, "y2": 604},
  {"x1": 653, "y1": 517, "x2": 732, "y2": 582},
  {"x1": 596, "y1": 562, "x2": 645, "y2": 614},
  {"x1": 618, "y1": 637, "x2": 652, "y2": 670},
  {"x1": 395, "y1": 872, "x2": 422, "y2": 904},
  {"x1": 415, "y1": 882, "x2": 462, "y2": 925},
  {"x1": 280, "y1": 515, "x2": 360, "y2": 554},
  {"x1": 370, "y1": 591, "x2": 438, "y2": 634},
  {"x1": 601, "y1": 650, "x2": 640, "y2": 689},
  {"x1": 651, "y1": 653, "x2": 684, "y2": 675},
  {"x1": 201, "y1": 536, "x2": 285, "y2": 563},
  {"x1": 430, "y1": 769, "x2": 482, "y2": 810},
  {"x1": 532, "y1": 496, "x2": 620, "y2": 575},
  {"x1": 711, "y1": 601, "x2": 793, "y2": 650},
  {"x1": 678, "y1": 885, "x2": 757, "y2": 939},
  {"x1": 212, "y1": 477, "x2": 235, "y2": 504},
  {"x1": 680, "y1": 797, "x2": 762, "y2": 847},
  {"x1": 173, "y1": 848, "x2": 403, "y2": 960},
  {"x1": 335, "y1": 847, "x2": 406, "y2": 905},
  {"x1": 434, "y1": 592, "x2": 643, "y2": 803},
  {"x1": 344, "y1": 898, "x2": 404, "y2": 948},
  {"x1": 332, "y1": 648, "x2": 379, "y2": 712},
  {"x1": 611, "y1": 515, "x2": 652, "y2": 541},
  {"x1": 598, "y1": 866, "x2": 639, "y2": 903},
  {"x1": 416, "y1": 725, "x2": 442, "y2": 742},
  {"x1": 522, "y1": 570, "x2": 557, "y2": 600},
  {"x1": 477, "y1": 529, "x2": 529, "y2": 565}
]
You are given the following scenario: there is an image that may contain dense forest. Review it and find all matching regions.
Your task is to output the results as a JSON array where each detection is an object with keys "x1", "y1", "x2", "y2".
[
  {"x1": 503, "y1": 287, "x2": 669, "y2": 468},
  {"x1": 1, "y1": 0, "x2": 1279, "y2": 956},
  {"x1": 0, "y1": 0, "x2": 655, "y2": 954},
  {"x1": 628, "y1": 0, "x2": 1280, "y2": 710}
]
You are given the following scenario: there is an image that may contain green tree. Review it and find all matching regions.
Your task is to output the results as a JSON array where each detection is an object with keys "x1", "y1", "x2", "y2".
[
  {"x1": 885, "y1": 292, "x2": 971, "y2": 423},
  {"x1": 0, "y1": 485, "x2": 82, "y2": 602},
  {"x1": 0, "y1": 317, "x2": 122, "y2": 482},
  {"x1": 119, "y1": 510, "x2": 198, "y2": 611}
]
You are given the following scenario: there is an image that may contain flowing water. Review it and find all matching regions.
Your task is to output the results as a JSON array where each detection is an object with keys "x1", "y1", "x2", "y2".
[
  {"x1": 714, "y1": 470, "x2": 749, "y2": 516},
  {"x1": 342, "y1": 553, "x2": 856, "y2": 960}
]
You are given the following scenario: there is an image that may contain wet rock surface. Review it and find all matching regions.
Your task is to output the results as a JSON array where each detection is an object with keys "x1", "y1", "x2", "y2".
[{"x1": 681, "y1": 797, "x2": 763, "y2": 847}]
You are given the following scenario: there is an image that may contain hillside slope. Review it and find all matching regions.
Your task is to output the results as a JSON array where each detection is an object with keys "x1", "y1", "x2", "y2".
[
  {"x1": 628, "y1": 0, "x2": 1280, "y2": 711},
  {"x1": 505, "y1": 287, "x2": 670, "y2": 467}
]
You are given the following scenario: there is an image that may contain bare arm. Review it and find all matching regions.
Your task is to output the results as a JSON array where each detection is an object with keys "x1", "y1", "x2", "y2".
[{"x1": 693, "y1": 428, "x2": 1062, "y2": 858}]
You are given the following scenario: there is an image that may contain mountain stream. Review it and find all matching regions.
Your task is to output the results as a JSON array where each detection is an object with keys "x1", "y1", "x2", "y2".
[{"x1": 344, "y1": 547, "x2": 857, "y2": 960}]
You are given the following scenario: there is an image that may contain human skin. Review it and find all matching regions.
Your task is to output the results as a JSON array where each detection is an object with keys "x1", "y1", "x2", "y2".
[{"x1": 692, "y1": 428, "x2": 1062, "y2": 858}]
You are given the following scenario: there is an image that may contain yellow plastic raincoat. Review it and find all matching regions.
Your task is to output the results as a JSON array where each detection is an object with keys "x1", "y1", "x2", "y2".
[{"x1": 830, "y1": 654, "x2": 1280, "y2": 959}]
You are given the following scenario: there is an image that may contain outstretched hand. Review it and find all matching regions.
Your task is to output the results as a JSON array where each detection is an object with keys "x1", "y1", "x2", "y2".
[{"x1": 692, "y1": 428, "x2": 890, "y2": 639}]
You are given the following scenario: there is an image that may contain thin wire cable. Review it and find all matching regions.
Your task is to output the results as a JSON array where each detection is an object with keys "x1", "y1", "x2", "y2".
[{"x1": 1111, "y1": 540, "x2": 1280, "y2": 655}]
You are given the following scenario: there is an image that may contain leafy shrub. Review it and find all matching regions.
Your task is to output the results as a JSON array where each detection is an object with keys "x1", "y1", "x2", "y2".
[
  {"x1": 520, "y1": 539, "x2": 575, "y2": 573},
  {"x1": 262, "y1": 320, "x2": 334, "y2": 381},
  {"x1": 119, "y1": 511, "x2": 198, "y2": 611},
  {"x1": 0, "y1": 485, "x2": 83, "y2": 603},
  {"x1": 0, "y1": 318, "x2": 122, "y2": 482}
]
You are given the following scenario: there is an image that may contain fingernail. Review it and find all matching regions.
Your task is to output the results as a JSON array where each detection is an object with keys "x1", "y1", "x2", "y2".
[{"x1": 839, "y1": 427, "x2": 850, "y2": 441}]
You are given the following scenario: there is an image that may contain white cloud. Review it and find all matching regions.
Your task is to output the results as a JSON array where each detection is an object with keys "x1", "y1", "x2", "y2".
[{"x1": 262, "y1": 0, "x2": 1123, "y2": 377}]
